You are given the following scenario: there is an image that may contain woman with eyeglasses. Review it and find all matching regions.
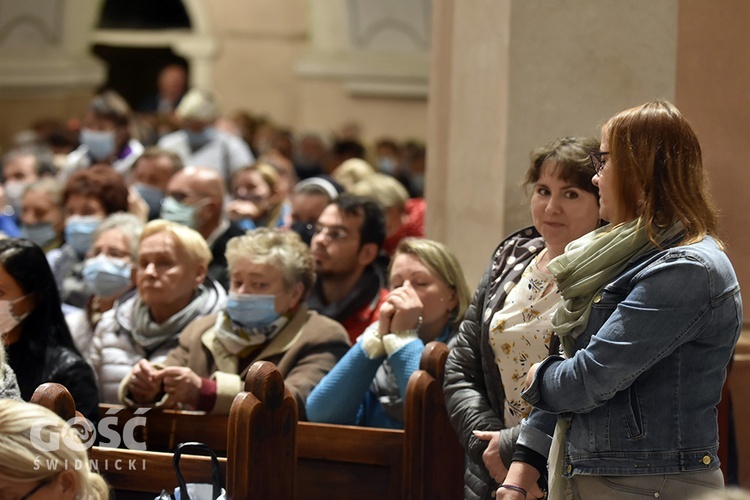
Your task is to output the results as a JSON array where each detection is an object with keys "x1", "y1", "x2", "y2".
[
  {"x1": 0, "y1": 399, "x2": 109, "y2": 500},
  {"x1": 496, "y1": 100, "x2": 741, "y2": 500},
  {"x1": 443, "y1": 137, "x2": 602, "y2": 500},
  {"x1": 306, "y1": 237, "x2": 472, "y2": 428}
]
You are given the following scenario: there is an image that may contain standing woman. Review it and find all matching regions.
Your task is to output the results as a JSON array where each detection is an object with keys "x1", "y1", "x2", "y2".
[
  {"x1": 0, "y1": 239, "x2": 99, "y2": 423},
  {"x1": 443, "y1": 137, "x2": 601, "y2": 500},
  {"x1": 499, "y1": 100, "x2": 742, "y2": 499}
]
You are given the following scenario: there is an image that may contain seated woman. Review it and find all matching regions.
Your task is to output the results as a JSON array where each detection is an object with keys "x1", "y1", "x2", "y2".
[
  {"x1": 443, "y1": 136, "x2": 601, "y2": 500},
  {"x1": 50, "y1": 165, "x2": 130, "y2": 310},
  {"x1": 89, "y1": 219, "x2": 226, "y2": 403},
  {"x1": 120, "y1": 228, "x2": 350, "y2": 416},
  {"x1": 306, "y1": 237, "x2": 471, "y2": 428},
  {"x1": 225, "y1": 162, "x2": 289, "y2": 231},
  {"x1": 66, "y1": 212, "x2": 144, "y2": 357},
  {"x1": 19, "y1": 177, "x2": 65, "y2": 252},
  {"x1": 0, "y1": 399, "x2": 109, "y2": 499},
  {"x1": 0, "y1": 238, "x2": 99, "y2": 422}
]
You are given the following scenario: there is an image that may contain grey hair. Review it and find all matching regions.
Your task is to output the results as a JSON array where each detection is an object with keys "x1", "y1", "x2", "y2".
[{"x1": 92, "y1": 212, "x2": 145, "y2": 259}]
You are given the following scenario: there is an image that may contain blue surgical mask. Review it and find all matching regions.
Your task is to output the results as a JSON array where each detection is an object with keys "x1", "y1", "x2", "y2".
[
  {"x1": 64, "y1": 215, "x2": 102, "y2": 257},
  {"x1": 80, "y1": 128, "x2": 116, "y2": 161},
  {"x1": 378, "y1": 157, "x2": 397, "y2": 176},
  {"x1": 159, "y1": 196, "x2": 198, "y2": 229},
  {"x1": 82, "y1": 254, "x2": 133, "y2": 298},
  {"x1": 22, "y1": 222, "x2": 58, "y2": 249},
  {"x1": 185, "y1": 128, "x2": 216, "y2": 151},
  {"x1": 134, "y1": 183, "x2": 164, "y2": 220},
  {"x1": 225, "y1": 294, "x2": 279, "y2": 329}
]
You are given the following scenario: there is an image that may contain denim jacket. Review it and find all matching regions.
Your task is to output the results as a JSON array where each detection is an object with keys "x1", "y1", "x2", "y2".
[{"x1": 521, "y1": 235, "x2": 742, "y2": 476}]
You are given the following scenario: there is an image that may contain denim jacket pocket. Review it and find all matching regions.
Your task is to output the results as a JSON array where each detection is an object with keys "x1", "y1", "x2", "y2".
[{"x1": 623, "y1": 384, "x2": 644, "y2": 439}]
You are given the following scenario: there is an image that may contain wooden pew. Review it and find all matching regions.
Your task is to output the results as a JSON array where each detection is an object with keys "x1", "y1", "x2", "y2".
[
  {"x1": 31, "y1": 360, "x2": 294, "y2": 499},
  {"x1": 98, "y1": 341, "x2": 464, "y2": 499}
]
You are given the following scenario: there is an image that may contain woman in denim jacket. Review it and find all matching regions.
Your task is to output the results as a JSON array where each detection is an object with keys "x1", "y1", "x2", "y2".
[{"x1": 497, "y1": 100, "x2": 743, "y2": 500}]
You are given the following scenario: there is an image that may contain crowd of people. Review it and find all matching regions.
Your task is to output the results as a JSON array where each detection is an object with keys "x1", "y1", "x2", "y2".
[{"x1": 0, "y1": 84, "x2": 743, "y2": 500}]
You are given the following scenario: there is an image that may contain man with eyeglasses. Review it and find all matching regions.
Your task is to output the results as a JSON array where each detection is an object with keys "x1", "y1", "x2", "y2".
[
  {"x1": 307, "y1": 194, "x2": 389, "y2": 343},
  {"x1": 159, "y1": 166, "x2": 244, "y2": 290}
]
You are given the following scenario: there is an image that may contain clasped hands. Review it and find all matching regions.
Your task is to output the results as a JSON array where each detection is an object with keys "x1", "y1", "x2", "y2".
[
  {"x1": 127, "y1": 359, "x2": 202, "y2": 408},
  {"x1": 360, "y1": 280, "x2": 423, "y2": 359}
]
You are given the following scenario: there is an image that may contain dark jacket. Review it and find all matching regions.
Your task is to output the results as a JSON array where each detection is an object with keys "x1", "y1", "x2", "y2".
[
  {"x1": 8, "y1": 338, "x2": 99, "y2": 424},
  {"x1": 208, "y1": 222, "x2": 245, "y2": 291},
  {"x1": 443, "y1": 226, "x2": 544, "y2": 500}
]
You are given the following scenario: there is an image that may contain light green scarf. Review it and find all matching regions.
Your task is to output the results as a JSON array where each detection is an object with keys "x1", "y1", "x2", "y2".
[{"x1": 548, "y1": 219, "x2": 683, "y2": 357}]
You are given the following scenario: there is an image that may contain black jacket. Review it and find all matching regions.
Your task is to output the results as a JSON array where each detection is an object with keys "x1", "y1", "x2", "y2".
[{"x1": 443, "y1": 227, "x2": 544, "y2": 500}]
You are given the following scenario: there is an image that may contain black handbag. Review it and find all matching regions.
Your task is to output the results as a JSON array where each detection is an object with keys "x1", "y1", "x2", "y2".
[{"x1": 156, "y1": 442, "x2": 226, "y2": 500}]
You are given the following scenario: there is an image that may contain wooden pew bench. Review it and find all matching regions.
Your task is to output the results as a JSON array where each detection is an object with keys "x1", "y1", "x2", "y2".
[
  {"x1": 31, "y1": 360, "x2": 296, "y2": 499},
  {"x1": 93, "y1": 341, "x2": 464, "y2": 499}
]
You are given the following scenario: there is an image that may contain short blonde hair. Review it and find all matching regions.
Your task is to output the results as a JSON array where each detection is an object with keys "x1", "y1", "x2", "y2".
[
  {"x1": 23, "y1": 177, "x2": 63, "y2": 206},
  {"x1": 391, "y1": 238, "x2": 471, "y2": 327},
  {"x1": 140, "y1": 219, "x2": 212, "y2": 267},
  {"x1": 0, "y1": 399, "x2": 109, "y2": 499},
  {"x1": 331, "y1": 158, "x2": 376, "y2": 191},
  {"x1": 350, "y1": 173, "x2": 409, "y2": 211},
  {"x1": 226, "y1": 228, "x2": 315, "y2": 296}
]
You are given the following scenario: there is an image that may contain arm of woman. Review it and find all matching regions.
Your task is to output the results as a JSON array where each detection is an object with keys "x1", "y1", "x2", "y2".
[
  {"x1": 525, "y1": 258, "x2": 718, "y2": 414},
  {"x1": 305, "y1": 329, "x2": 384, "y2": 424}
]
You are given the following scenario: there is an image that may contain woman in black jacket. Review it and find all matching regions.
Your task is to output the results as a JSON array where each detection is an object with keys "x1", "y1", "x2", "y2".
[
  {"x1": 0, "y1": 238, "x2": 99, "y2": 423},
  {"x1": 443, "y1": 137, "x2": 601, "y2": 499}
]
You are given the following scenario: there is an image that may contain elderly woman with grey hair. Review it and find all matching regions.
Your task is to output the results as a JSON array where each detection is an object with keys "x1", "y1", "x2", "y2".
[
  {"x1": 120, "y1": 228, "x2": 351, "y2": 416},
  {"x1": 0, "y1": 346, "x2": 21, "y2": 401}
]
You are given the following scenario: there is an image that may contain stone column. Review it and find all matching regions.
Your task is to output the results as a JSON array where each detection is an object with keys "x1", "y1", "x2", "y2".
[{"x1": 426, "y1": 0, "x2": 678, "y2": 288}]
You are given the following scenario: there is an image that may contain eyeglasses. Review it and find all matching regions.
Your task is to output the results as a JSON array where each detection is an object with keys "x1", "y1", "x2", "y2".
[
  {"x1": 589, "y1": 151, "x2": 610, "y2": 176},
  {"x1": 312, "y1": 224, "x2": 352, "y2": 242}
]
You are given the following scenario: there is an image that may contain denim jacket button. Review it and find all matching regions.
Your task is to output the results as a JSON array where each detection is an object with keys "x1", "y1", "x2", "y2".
[
  {"x1": 702, "y1": 455, "x2": 711, "y2": 465},
  {"x1": 566, "y1": 465, "x2": 572, "y2": 474},
  {"x1": 593, "y1": 295, "x2": 602, "y2": 303}
]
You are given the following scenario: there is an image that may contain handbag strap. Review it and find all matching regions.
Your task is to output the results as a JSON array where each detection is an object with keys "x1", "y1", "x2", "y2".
[{"x1": 173, "y1": 442, "x2": 223, "y2": 499}]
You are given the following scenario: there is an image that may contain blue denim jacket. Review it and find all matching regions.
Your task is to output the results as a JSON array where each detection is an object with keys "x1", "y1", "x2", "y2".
[{"x1": 520, "y1": 235, "x2": 742, "y2": 476}]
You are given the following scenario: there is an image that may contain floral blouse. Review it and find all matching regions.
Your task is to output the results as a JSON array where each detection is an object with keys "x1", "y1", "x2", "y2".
[{"x1": 488, "y1": 253, "x2": 559, "y2": 426}]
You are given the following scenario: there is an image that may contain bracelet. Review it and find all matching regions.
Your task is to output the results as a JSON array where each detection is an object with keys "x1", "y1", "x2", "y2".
[{"x1": 498, "y1": 484, "x2": 527, "y2": 497}]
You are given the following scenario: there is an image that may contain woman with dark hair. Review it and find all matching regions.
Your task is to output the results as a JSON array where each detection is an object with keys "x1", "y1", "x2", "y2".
[
  {"x1": 0, "y1": 238, "x2": 99, "y2": 422},
  {"x1": 49, "y1": 165, "x2": 130, "y2": 310},
  {"x1": 443, "y1": 136, "x2": 602, "y2": 500}
]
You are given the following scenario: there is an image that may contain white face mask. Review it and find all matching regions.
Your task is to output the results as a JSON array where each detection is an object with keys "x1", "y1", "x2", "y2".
[{"x1": 0, "y1": 294, "x2": 31, "y2": 335}]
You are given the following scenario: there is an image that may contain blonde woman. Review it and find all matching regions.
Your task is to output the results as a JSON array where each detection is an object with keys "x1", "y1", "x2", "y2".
[
  {"x1": 88, "y1": 219, "x2": 226, "y2": 403},
  {"x1": 307, "y1": 237, "x2": 471, "y2": 428},
  {"x1": 0, "y1": 399, "x2": 109, "y2": 499}
]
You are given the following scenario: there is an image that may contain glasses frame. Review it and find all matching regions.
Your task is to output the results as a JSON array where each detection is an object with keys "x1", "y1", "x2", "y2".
[
  {"x1": 312, "y1": 224, "x2": 352, "y2": 243},
  {"x1": 589, "y1": 151, "x2": 610, "y2": 176}
]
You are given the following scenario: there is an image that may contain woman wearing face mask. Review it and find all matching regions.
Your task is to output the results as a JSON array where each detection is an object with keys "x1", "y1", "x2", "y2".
[
  {"x1": 89, "y1": 220, "x2": 226, "y2": 403},
  {"x1": 306, "y1": 237, "x2": 472, "y2": 428},
  {"x1": 49, "y1": 165, "x2": 130, "y2": 311},
  {"x1": 65, "y1": 212, "x2": 143, "y2": 358},
  {"x1": 225, "y1": 162, "x2": 289, "y2": 231},
  {"x1": 120, "y1": 228, "x2": 351, "y2": 417},
  {"x1": 0, "y1": 238, "x2": 99, "y2": 423},
  {"x1": 20, "y1": 177, "x2": 65, "y2": 252},
  {"x1": 61, "y1": 89, "x2": 144, "y2": 180}
]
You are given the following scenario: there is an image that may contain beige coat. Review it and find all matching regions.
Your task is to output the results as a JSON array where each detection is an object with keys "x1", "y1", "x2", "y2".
[{"x1": 120, "y1": 306, "x2": 350, "y2": 417}]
